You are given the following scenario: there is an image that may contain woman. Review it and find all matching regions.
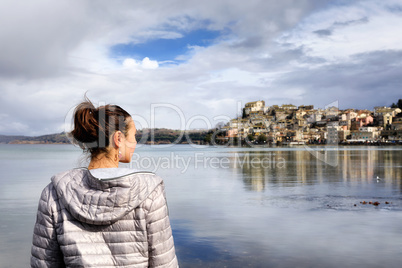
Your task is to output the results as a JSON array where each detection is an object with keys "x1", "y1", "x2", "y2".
[{"x1": 31, "y1": 98, "x2": 178, "y2": 267}]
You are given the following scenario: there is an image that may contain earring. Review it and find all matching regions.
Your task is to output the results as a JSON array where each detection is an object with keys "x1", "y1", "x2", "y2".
[{"x1": 118, "y1": 150, "x2": 122, "y2": 160}]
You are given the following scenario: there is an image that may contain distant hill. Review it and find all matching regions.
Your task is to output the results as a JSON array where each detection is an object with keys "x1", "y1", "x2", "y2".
[
  {"x1": 0, "y1": 135, "x2": 28, "y2": 143},
  {"x1": 0, "y1": 132, "x2": 70, "y2": 144},
  {"x1": 0, "y1": 129, "x2": 209, "y2": 145},
  {"x1": 136, "y1": 128, "x2": 208, "y2": 144}
]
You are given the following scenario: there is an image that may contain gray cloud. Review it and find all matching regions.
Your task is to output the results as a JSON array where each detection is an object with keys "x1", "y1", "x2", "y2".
[
  {"x1": 313, "y1": 29, "x2": 332, "y2": 36},
  {"x1": 0, "y1": 1, "x2": 93, "y2": 78},
  {"x1": 0, "y1": 0, "x2": 400, "y2": 135},
  {"x1": 0, "y1": 0, "x2": 328, "y2": 78},
  {"x1": 313, "y1": 17, "x2": 369, "y2": 38},
  {"x1": 333, "y1": 16, "x2": 369, "y2": 27},
  {"x1": 271, "y1": 50, "x2": 402, "y2": 109}
]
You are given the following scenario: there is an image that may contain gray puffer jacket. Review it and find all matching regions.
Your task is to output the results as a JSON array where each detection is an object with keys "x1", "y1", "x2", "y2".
[{"x1": 31, "y1": 168, "x2": 178, "y2": 268}]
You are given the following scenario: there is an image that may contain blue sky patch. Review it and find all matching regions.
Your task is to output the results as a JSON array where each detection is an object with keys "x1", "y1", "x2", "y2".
[{"x1": 111, "y1": 29, "x2": 222, "y2": 63}]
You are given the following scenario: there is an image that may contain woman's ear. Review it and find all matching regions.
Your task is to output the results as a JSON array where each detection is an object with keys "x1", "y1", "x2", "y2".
[{"x1": 113, "y1": 131, "x2": 122, "y2": 148}]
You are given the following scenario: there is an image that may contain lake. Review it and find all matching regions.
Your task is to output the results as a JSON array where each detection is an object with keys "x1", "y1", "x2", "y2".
[{"x1": 0, "y1": 144, "x2": 401, "y2": 267}]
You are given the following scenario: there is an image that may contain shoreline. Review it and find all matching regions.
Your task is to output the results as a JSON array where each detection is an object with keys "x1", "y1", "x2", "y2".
[{"x1": 2, "y1": 141, "x2": 401, "y2": 147}]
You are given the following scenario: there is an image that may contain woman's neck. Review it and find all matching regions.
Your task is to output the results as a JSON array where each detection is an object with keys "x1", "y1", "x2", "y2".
[{"x1": 88, "y1": 154, "x2": 118, "y2": 170}]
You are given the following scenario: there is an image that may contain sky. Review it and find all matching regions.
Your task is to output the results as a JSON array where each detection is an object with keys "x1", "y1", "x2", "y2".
[{"x1": 0, "y1": 0, "x2": 401, "y2": 136}]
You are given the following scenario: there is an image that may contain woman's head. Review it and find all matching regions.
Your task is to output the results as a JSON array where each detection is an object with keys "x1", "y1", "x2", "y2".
[{"x1": 70, "y1": 97, "x2": 136, "y2": 163}]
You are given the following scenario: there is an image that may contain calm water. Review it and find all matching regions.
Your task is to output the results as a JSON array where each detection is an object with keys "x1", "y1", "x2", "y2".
[{"x1": 0, "y1": 144, "x2": 402, "y2": 267}]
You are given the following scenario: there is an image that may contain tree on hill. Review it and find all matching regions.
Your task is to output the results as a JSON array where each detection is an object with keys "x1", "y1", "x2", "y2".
[
  {"x1": 257, "y1": 134, "x2": 267, "y2": 143},
  {"x1": 391, "y1": 99, "x2": 402, "y2": 109},
  {"x1": 246, "y1": 134, "x2": 254, "y2": 142}
]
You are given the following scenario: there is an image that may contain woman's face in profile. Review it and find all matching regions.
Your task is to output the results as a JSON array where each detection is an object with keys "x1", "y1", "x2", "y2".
[{"x1": 121, "y1": 119, "x2": 137, "y2": 163}]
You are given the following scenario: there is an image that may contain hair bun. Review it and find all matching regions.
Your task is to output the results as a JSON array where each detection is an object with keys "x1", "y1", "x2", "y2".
[
  {"x1": 71, "y1": 99, "x2": 98, "y2": 147},
  {"x1": 69, "y1": 96, "x2": 131, "y2": 158}
]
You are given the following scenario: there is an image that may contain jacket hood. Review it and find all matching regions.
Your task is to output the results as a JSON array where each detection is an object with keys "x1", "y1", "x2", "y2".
[{"x1": 51, "y1": 168, "x2": 162, "y2": 225}]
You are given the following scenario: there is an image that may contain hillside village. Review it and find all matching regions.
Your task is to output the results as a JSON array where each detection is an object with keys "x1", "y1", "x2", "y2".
[{"x1": 219, "y1": 100, "x2": 402, "y2": 145}]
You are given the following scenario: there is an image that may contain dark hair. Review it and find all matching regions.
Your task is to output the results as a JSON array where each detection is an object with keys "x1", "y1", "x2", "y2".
[{"x1": 70, "y1": 97, "x2": 131, "y2": 158}]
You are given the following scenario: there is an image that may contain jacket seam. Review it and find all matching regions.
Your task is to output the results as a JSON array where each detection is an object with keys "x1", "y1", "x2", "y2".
[{"x1": 60, "y1": 240, "x2": 148, "y2": 246}]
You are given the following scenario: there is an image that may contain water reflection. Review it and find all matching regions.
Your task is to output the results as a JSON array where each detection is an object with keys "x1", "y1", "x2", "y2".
[
  {"x1": 171, "y1": 220, "x2": 234, "y2": 267},
  {"x1": 226, "y1": 148, "x2": 402, "y2": 193},
  {"x1": 1, "y1": 145, "x2": 402, "y2": 268}
]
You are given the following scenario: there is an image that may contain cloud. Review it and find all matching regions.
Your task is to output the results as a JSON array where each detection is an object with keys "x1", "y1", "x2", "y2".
[
  {"x1": 122, "y1": 58, "x2": 139, "y2": 68},
  {"x1": 313, "y1": 16, "x2": 369, "y2": 38},
  {"x1": 0, "y1": 0, "x2": 95, "y2": 78},
  {"x1": 0, "y1": 0, "x2": 401, "y2": 135},
  {"x1": 122, "y1": 57, "x2": 159, "y2": 70},
  {"x1": 313, "y1": 29, "x2": 332, "y2": 36},
  {"x1": 271, "y1": 49, "x2": 402, "y2": 109},
  {"x1": 141, "y1": 57, "x2": 159, "y2": 69},
  {"x1": 0, "y1": 114, "x2": 29, "y2": 134},
  {"x1": 333, "y1": 16, "x2": 369, "y2": 27},
  {"x1": 278, "y1": 1, "x2": 402, "y2": 62}
]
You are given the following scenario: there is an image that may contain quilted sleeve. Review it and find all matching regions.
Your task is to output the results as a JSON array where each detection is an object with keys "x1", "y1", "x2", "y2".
[
  {"x1": 30, "y1": 184, "x2": 65, "y2": 268},
  {"x1": 145, "y1": 182, "x2": 179, "y2": 268}
]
